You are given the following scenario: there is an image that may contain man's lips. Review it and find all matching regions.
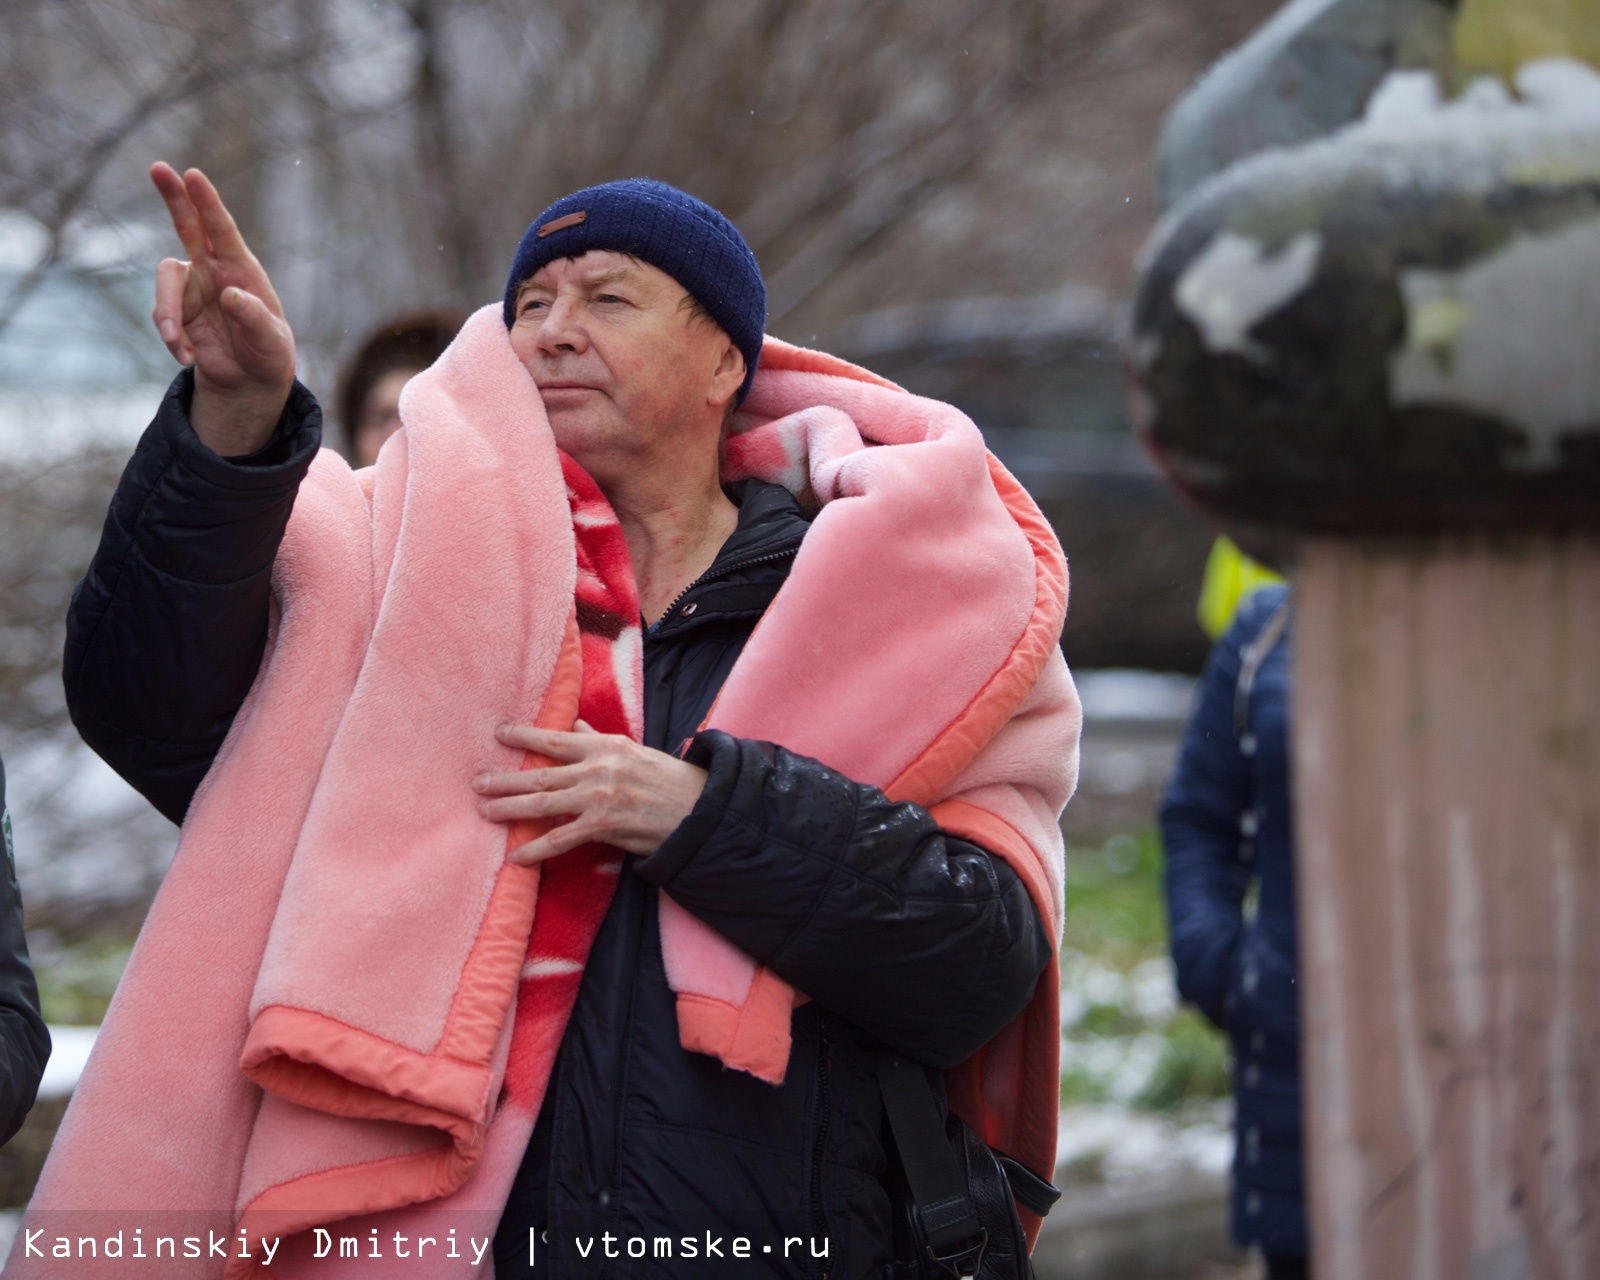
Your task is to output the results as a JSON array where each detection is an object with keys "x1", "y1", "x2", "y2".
[{"x1": 537, "y1": 381, "x2": 600, "y2": 393}]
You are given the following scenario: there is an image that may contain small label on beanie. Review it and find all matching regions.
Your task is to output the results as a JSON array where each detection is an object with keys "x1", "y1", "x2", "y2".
[{"x1": 538, "y1": 211, "x2": 587, "y2": 238}]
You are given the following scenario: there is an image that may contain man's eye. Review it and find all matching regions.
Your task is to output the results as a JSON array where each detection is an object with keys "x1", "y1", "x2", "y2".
[
  {"x1": 519, "y1": 298, "x2": 549, "y2": 315},
  {"x1": 596, "y1": 293, "x2": 627, "y2": 305}
]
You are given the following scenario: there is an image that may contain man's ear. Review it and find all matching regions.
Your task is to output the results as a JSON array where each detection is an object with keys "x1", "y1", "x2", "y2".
[{"x1": 709, "y1": 338, "x2": 746, "y2": 411}]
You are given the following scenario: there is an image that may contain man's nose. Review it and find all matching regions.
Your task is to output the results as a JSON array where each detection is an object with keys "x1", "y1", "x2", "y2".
[{"x1": 536, "y1": 294, "x2": 588, "y2": 356}]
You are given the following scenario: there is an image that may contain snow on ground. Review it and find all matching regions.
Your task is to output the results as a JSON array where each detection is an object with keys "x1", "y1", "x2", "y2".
[
  {"x1": 38, "y1": 1025, "x2": 96, "y2": 1100},
  {"x1": 1075, "y1": 670, "x2": 1196, "y2": 723},
  {"x1": 1071, "y1": 670, "x2": 1195, "y2": 807},
  {"x1": 1059, "y1": 953, "x2": 1188, "y2": 1107},
  {"x1": 1056, "y1": 920, "x2": 1233, "y2": 1191},
  {"x1": 0, "y1": 1028, "x2": 94, "y2": 1264},
  {"x1": 1055, "y1": 937, "x2": 1234, "y2": 1192},
  {"x1": 1060, "y1": 952, "x2": 1177, "y2": 1035},
  {"x1": 1057, "y1": 938, "x2": 1232, "y2": 1188},
  {"x1": 1058, "y1": 1102, "x2": 1233, "y2": 1185}
]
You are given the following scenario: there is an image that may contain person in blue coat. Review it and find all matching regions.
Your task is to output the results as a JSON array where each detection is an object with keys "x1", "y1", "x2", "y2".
[{"x1": 1161, "y1": 582, "x2": 1307, "y2": 1279}]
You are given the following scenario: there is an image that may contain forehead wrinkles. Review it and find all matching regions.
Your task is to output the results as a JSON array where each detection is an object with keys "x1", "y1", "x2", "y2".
[{"x1": 520, "y1": 251, "x2": 663, "y2": 297}]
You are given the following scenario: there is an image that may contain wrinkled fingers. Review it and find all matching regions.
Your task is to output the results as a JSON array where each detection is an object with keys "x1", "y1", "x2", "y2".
[
  {"x1": 471, "y1": 758, "x2": 587, "y2": 797},
  {"x1": 494, "y1": 722, "x2": 606, "y2": 761},
  {"x1": 477, "y1": 787, "x2": 585, "y2": 824},
  {"x1": 509, "y1": 818, "x2": 598, "y2": 866}
]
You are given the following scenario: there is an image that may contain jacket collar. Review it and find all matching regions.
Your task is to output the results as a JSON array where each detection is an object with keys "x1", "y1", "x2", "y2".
[
  {"x1": 646, "y1": 480, "x2": 809, "y2": 637},
  {"x1": 713, "y1": 478, "x2": 811, "y2": 566}
]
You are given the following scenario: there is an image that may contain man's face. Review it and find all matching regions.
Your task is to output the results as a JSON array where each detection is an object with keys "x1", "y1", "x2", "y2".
[{"x1": 508, "y1": 250, "x2": 743, "y2": 478}]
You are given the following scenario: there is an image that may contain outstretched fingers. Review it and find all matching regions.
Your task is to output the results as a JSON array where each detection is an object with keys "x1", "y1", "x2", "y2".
[
  {"x1": 150, "y1": 162, "x2": 208, "y2": 260},
  {"x1": 183, "y1": 167, "x2": 249, "y2": 261},
  {"x1": 472, "y1": 762, "x2": 572, "y2": 796}
]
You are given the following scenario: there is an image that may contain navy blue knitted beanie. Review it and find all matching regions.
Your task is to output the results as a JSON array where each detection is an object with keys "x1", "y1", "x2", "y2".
[{"x1": 503, "y1": 179, "x2": 765, "y2": 405}]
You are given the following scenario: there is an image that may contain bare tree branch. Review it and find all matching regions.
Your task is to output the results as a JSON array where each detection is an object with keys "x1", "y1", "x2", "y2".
[{"x1": 0, "y1": 35, "x2": 319, "y2": 341}]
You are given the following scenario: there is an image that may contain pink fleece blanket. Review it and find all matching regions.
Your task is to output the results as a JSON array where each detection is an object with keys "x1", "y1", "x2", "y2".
[{"x1": 14, "y1": 308, "x2": 1078, "y2": 1277}]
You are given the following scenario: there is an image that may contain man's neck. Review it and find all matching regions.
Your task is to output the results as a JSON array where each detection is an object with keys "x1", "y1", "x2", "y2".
[{"x1": 601, "y1": 464, "x2": 739, "y2": 626}]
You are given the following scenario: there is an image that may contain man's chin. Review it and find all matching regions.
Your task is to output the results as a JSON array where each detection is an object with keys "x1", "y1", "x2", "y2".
[{"x1": 544, "y1": 411, "x2": 613, "y2": 461}]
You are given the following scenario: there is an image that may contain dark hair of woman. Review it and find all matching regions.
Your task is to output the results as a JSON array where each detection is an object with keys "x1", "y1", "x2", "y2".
[{"x1": 336, "y1": 310, "x2": 467, "y2": 465}]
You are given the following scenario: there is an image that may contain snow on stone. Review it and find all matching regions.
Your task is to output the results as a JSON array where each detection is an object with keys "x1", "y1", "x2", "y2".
[
  {"x1": 1142, "y1": 57, "x2": 1600, "y2": 469},
  {"x1": 1391, "y1": 218, "x2": 1600, "y2": 465},
  {"x1": 1351, "y1": 57, "x2": 1600, "y2": 154},
  {"x1": 1175, "y1": 230, "x2": 1322, "y2": 362},
  {"x1": 1362, "y1": 69, "x2": 1442, "y2": 127},
  {"x1": 1148, "y1": 57, "x2": 1600, "y2": 260}
]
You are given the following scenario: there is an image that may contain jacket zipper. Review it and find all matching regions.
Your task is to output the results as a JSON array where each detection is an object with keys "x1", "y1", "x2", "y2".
[
  {"x1": 810, "y1": 1016, "x2": 832, "y2": 1280},
  {"x1": 653, "y1": 546, "x2": 799, "y2": 629}
]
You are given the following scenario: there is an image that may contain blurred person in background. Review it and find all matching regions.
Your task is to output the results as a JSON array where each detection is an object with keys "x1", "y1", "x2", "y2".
[
  {"x1": 337, "y1": 310, "x2": 465, "y2": 467},
  {"x1": 0, "y1": 753, "x2": 52, "y2": 1145},
  {"x1": 1161, "y1": 566, "x2": 1307, "y2": 1280}
]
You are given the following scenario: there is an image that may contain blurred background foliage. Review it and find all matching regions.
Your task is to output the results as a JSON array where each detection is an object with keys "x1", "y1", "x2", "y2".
[{"x1": 1061, "y1": 829, "x2": 1231, "y2": 1113}]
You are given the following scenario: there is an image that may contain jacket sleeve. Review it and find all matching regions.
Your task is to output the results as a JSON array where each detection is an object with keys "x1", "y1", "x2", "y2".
[
  {"x1": 1159, "y1": 596, "x2": 1271, "y2": 1029},
  {"x1": 0, "y1": 755, "x2": 50, "y2": 1145},
  {"x1": 63, "y1": 369, "x2": 323, "y2": 824},
  {"x1": 634, "y1": 730, "x2": 1054, "y2": 1069}
]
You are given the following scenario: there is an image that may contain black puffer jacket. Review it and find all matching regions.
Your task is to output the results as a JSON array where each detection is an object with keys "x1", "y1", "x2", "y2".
[
  {"x1": 0, "y1": 753, "x2": 50, "y2": 1145},
  {"x1": 65, "y1": 371, "x2": 1053, "y2": 1279}
]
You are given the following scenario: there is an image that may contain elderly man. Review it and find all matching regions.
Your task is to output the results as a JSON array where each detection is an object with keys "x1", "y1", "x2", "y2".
[{"x1": 58, "y1": 166, "x2": 1074, "y2": 1278}]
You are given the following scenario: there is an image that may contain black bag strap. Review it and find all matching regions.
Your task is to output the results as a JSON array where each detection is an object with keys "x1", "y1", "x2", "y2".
[
  {"x1": 877, "y1": 1055, "x2": 986, "y2": 1269},
  {"x1": 994, "y1": 1154, "x2": 1061, "y2": 1219}
]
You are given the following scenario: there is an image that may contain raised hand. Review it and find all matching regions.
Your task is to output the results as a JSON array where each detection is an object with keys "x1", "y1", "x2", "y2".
[{"x1": 149, "y1": 163, "x2": 296, "y2": 457}]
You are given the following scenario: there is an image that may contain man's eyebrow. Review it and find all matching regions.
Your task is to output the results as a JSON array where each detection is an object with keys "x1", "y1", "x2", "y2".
[
  {"x1": 515, "y1": 266, "x2": 643, "y2": 301},
  {"x1": 580, "y1": 267, "x2": 643, "y2": 290}
]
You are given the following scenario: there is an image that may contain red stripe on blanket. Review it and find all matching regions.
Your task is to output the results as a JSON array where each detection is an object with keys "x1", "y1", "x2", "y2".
[{"x1": 500, "y1": 455, "x2": 642, "y2": 1115}]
